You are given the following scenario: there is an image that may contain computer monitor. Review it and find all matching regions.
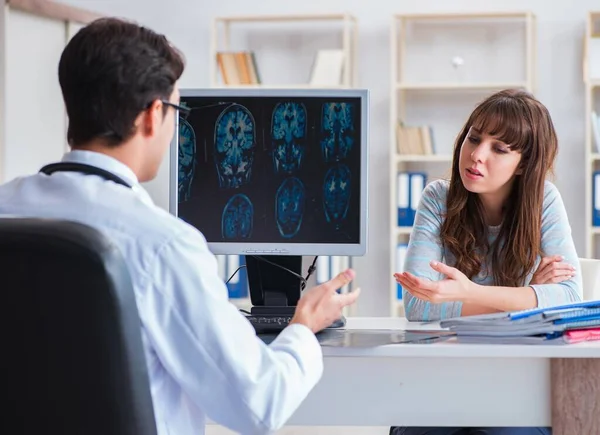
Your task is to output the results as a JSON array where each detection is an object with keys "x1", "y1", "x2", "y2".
[{"x1": 170, "y1": 88, "x2": 369, "y2": 316}]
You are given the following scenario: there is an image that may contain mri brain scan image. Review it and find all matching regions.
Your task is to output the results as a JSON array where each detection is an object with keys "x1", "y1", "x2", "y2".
[
  {"x1": 275, "y1": 177, "x2": 305, "y2": 238},
  {"x1": 323, "y1": 163, "x2": 351, "y2": 226},
  {"x1": 221, "y1": 193, "x2": 254, "y2": 239},
  {"x1": 178, "y1": 118, "x2": 197, "y2": 202},
  {"x1": 271, "y1": 101, "x2": 307, "y2": 174},
  {"x1": 214, "y1": 104, "x2": 256, "y2": 189},
  {"x1": 320, "y1": 102, "x2": 356, "y2": 163}
]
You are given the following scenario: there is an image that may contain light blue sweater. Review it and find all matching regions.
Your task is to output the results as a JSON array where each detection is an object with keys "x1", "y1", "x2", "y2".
[{"x1": 402, "y1": 179, "x2": 583, "y2": 321}]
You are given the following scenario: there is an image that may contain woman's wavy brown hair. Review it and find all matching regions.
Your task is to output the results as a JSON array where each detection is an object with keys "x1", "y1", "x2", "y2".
[{"x1": 440, "y1": 89, "x2": 558, "y2": 287}]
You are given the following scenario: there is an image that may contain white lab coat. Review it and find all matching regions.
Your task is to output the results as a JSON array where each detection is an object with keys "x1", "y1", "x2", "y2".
[{"x1": 0, "y1": 150, "x2": 323, "y2": 435}]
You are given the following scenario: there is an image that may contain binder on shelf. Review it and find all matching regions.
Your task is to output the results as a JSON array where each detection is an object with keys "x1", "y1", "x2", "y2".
[
  {"x1": 216, "y1": 254, "x2": 226, "y2": 283},
  {"x1": 316, "y1": 256, "x2": 351, "y2": 294},
  {"x1": 594, "y1": 171, "x2": 600, "y2": 226},
  {"x1": 397, "y1": 171, "x2": 426, "y2": 226},
  {"x1": 316, "y1": 256, "x2": 331, "y2": 284},
  {"x1": 396, "y1": 243, "x2": 408, "y2": 300},
  {"x1": 219, "y1": 255, "x2": 248, "y2": 298}
]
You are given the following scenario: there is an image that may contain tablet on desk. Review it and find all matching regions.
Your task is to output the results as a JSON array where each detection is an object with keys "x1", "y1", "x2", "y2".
[
  {"x1": 259, "y1": 329, "x2": 455, "y2": 346},
  {"x1": 314, "y1": 329, "x2": 455, "y2": 347}
]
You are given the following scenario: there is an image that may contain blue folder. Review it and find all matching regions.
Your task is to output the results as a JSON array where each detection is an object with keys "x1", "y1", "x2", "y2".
[{"x1": 509, "y1": 300, "x2": 600, "y2": 321}]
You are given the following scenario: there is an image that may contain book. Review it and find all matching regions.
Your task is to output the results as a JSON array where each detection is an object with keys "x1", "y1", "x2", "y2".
[
  {"x1": 456, "y1": 326, "x2": 600, "y2": 345},
  {"x1": 216, "y1": 51, "x2": 260, "y2": 85},
  {"x1": 216, "y1": 52, "x2": 241, "y2": 85},
  {"x1": 563, "y1": 327, "x2": 600, "y2": 343},
  {"x1": 309, "y1": 49, "x2": 344, "y2": 86},
  {"x1": 396, "y1": 123, "x2": 435, "y2": 155}
]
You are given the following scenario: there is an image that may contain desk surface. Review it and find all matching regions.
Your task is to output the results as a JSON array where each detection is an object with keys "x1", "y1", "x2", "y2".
[
  {"x1": 284, "y1": 317, "x2": 600, "y2": 429},
  {"x1": 317, "y1": 316, "x2": 600, "y2": 358}
]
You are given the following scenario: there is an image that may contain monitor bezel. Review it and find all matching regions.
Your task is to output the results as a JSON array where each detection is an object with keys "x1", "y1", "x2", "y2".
[{"x1": 170, "y1": 87, "x2": 369, "y2": 256}]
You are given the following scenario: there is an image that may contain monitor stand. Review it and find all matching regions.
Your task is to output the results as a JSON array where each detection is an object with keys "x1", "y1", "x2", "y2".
[
  {"x1": 245, "y1": 255, "x2": 302, "y2": 316},
  {"x1": 244, "y1": 255, "x2": 346, "y2": 329}
]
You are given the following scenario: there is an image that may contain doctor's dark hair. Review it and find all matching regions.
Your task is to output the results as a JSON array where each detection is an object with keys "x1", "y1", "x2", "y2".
[
  {"x1": 58, "y1": 17, "x2": 185, "y2": 147},
  {"x1": 441, "y1": 89, "x2": 558, "y2": 288}
]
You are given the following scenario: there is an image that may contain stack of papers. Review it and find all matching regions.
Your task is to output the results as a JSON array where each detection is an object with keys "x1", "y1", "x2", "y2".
[{"x1": 439, "y1": 300, "x2": 600, "y2": 344}]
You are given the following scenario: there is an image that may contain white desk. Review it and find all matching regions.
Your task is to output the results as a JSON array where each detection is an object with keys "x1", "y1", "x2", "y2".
[{"x1": 286, "y1": 317, "x2": 600, "y2": 434}]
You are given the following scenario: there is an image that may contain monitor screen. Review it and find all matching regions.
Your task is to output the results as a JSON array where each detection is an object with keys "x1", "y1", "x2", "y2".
[{"x1": 170, "y1": 88, "x2": 369, "y2": 256}]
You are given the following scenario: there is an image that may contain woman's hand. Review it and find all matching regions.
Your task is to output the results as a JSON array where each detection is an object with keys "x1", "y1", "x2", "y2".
[
  {"x1": 530, "y1": 255, "x2": 575, "y2": 285},
  {"x1": 394, "y1": 260, "x2": 476, "y2": 303}
]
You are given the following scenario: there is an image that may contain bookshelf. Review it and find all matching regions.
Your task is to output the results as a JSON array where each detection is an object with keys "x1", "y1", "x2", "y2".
[
  {"x1": 209, "y1": 13, "x2": 358, "y2": 88},
  {"x1": 389, "y1": 11, "x2": 536, "y2": 317},
  {"x1": 584, "y1": 11, "x2": 600, "y2": 259}
]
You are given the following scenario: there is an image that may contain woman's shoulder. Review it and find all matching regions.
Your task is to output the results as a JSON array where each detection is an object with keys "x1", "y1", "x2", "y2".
[
  {"x1": 540, "y1": 179, "x2": 567, "y2": 216},
  {"x1": 418, "y1": 178, "x2": 449, "y2": 214},
  {"x1": 542, "y1": 179, "x2": 562, "y2": 204},
  {"x1": 423, "y1": 178, "x2": 450, "y2": 201}
]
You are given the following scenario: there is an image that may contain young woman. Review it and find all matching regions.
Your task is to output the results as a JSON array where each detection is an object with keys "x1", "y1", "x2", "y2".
[
  {"x1": 390, "y1": 90, "x2": 581, "y2": 435},
  {"x1": 396, "y1": 89, "x2": 582, "y2": 324}
]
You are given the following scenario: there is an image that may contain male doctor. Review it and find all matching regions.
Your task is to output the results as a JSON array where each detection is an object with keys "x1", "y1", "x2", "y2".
[{"x1": 0, "y1": 17, "x2": 359, "y2": 435}]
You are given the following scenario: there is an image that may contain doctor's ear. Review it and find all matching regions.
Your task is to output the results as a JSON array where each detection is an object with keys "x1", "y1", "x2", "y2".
[{"x1": 137, "y1": 99, "x2": 162, "y2": 137}]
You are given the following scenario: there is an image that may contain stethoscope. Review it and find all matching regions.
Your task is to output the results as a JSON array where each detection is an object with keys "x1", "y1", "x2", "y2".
[{"x1": 39, "y1": 162, "x2": 133, "y2": 189}]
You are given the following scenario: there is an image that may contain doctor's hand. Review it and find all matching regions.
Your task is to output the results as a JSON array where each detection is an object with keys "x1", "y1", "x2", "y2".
[
  {"x1": 394, "y1": 261, "x2": 475, "y2": 303},
  {"x1": 530, "y1": 255, "x2": 575, "y2": 285},
  {"x1": 290, "y1": 269, "x2": 359, "y2": 334}
]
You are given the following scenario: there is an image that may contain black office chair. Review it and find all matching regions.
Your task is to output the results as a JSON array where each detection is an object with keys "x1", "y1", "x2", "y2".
[{"x1": 1, "y1": 218, "x2": 157, "y2": 435}]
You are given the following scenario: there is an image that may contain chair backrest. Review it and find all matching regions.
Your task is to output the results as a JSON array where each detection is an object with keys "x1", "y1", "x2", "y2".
[
  {"x1": 1, "y1": 218, "x2": 157, "y2": 435},
  {"x1": 579, "y1": 258, "x2": 600, "y2": 300}
]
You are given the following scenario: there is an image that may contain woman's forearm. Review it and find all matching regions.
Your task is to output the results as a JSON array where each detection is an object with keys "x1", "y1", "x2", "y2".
[
  {"x1": 461, "y1": 284, "x2": 538, "y2": 315},
  {"x1": 459, "y1": 302, "x2": 502, "y2": 316}
]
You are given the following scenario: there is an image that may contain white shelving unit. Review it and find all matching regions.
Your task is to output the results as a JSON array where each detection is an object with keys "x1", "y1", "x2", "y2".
[
  {"x1": 209, "y1": 13, "x2": 358, "y2": 88},
  {"x1": 584, "y1": 12, "x2": 600, "y2": 259},
  {"x1": 389, "y1": 11, "x2": 536, "y2": 317}
]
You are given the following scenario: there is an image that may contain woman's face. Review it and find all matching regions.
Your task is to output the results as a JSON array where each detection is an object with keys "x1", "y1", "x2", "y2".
[{"x1": 458, "y1": 126, "x2": 522, "y2": 197}]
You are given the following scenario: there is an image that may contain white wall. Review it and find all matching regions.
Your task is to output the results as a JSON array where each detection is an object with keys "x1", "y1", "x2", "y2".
[
  {"x1": 3, "y1": 9, "x2": 70, "y2": 181},
  {"x1": 57, "y1": 0, "x2": 595, "y2": 316},
  {"x1": 0, "y1": 1, "x2": 6, "y2": 176}
]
